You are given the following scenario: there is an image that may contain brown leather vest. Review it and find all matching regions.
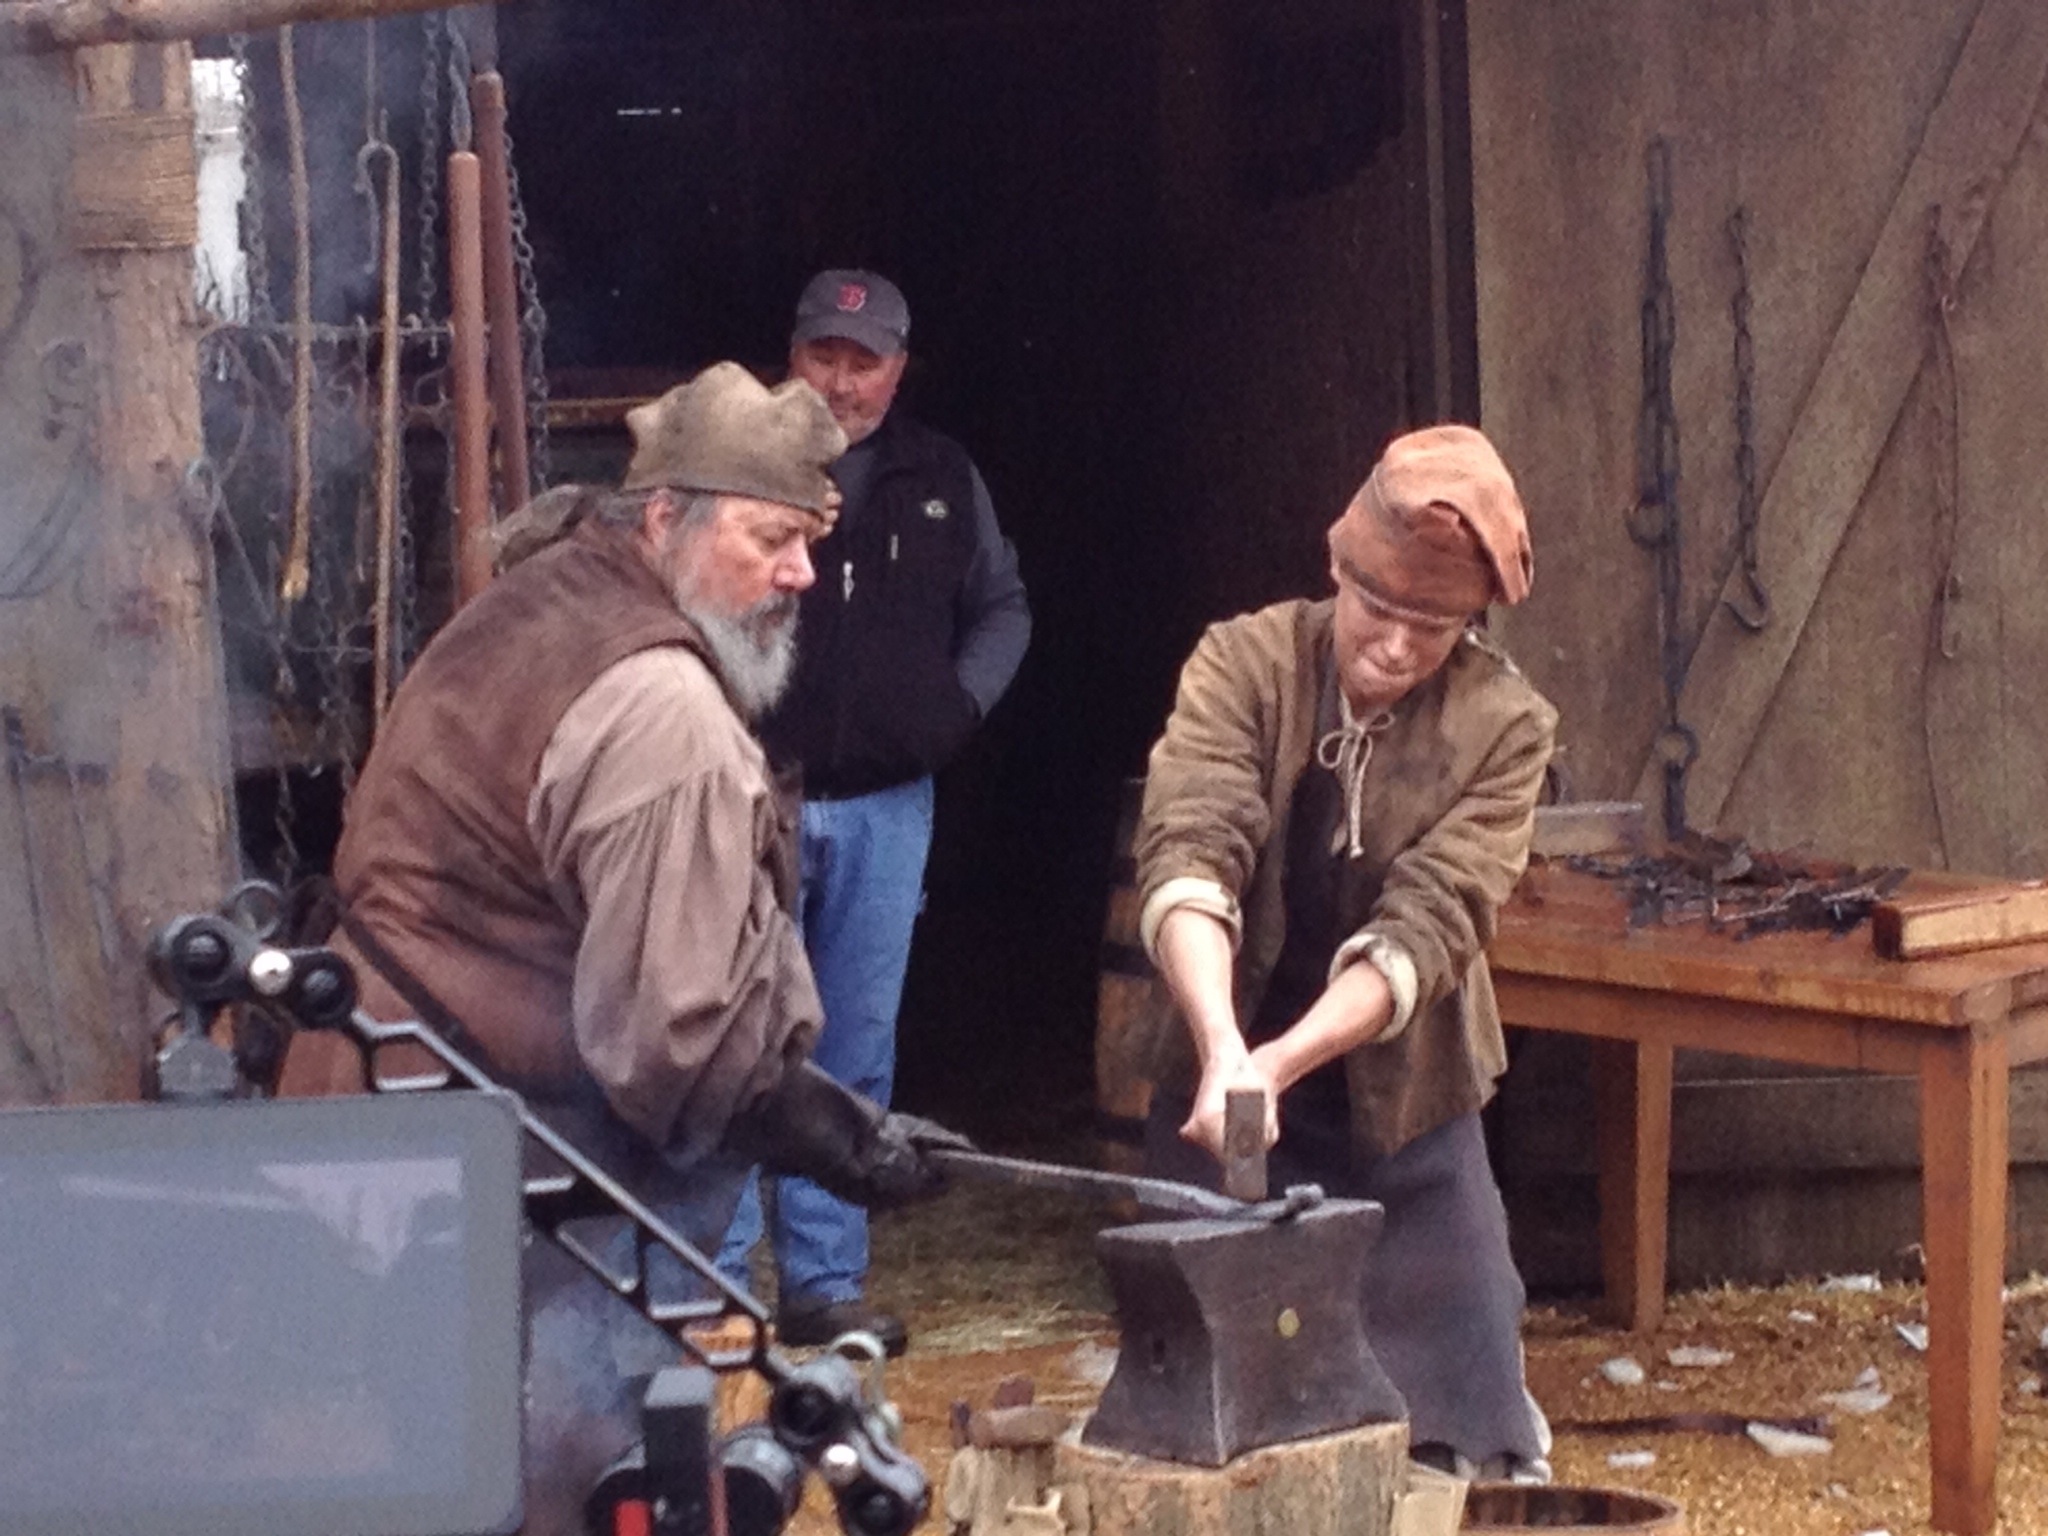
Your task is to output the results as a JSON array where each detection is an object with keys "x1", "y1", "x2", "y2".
[{"x1": 326, "y1": 519, "x2": 724, "y2": 1091}]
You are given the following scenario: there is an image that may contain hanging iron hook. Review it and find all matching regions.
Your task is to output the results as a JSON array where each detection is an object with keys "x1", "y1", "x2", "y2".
[
  {"x1": 1724, "y1": 572, "x2": 1771, "y2": 632},
  {"x1": 353, "y1": 118, "x2": 398, "y2": 282}
]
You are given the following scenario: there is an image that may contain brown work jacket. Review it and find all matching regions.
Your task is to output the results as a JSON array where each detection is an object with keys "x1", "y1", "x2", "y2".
[{"x1": 1134, "y1": 598, "x2": 1557, "y2": 1157}]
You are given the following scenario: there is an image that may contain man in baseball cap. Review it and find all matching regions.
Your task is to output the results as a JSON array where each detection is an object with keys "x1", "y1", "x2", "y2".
[
  {"x1": 1135, "y1": 423, "x2": 1558, "y2": 1485},
  {"x1": 717, "y1": 271, "x2": 1032, "y2": 1355},
  {"x1": 792, "y1": 268, "x2": 913, "y2": 359},
  {"x1": 285, "y1": 361, "x2": 963, "y2": 1529}
]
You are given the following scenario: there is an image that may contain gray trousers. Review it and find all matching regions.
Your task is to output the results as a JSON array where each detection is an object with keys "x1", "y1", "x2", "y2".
[{"x1": 1146, "y1": 1098, "x2": 1549, "y2": 1469}]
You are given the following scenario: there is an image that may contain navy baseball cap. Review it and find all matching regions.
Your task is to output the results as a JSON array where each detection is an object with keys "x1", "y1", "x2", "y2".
[{"x1": 791, "y1": 269, "x2": 910, "y2": 357}]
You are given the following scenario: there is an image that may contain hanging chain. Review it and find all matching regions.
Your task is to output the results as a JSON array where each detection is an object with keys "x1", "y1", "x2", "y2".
[
  {"x1": 1723, "y1": 206, "x2": 1769, "y2": 632},
  {"x1": 1625, "y1": 138, "x2": 1697, "y2": 841},
  {"x1": 250, "y1": 328, "x2": 302, "y2": 868},
  {"x1": 1920, "y1": 205, "x2": 1966, "y2": 865},
  {"x1": 447, "y1": 23, "x2": 475, "y2": 154},
  {"x1": 308, "y1": 475, "x2": 358, "y2": 790},
  {"x1": 502, "y1": 112, "x2": 553, "y2": 492},
  {"x1": 230, "y1": 31, "x2": 275, "y2": 325},
  {"x1": 413, "y1": 10, "x2": 445, "y2": 339},
  {"x1": 362, "y1": 14, "x2": 380, "y2": 152},
  {"x1": 201, "y1": 16, "x2": 457, "y2": 875},
  {"x1": 1924, "y1": 207, "x2": 1963, "y2": 663},
  {"x1": 357, "y1": 16, "x2": 383, "y2": 284},
  {"x1": 394, "y1": 415, "x2": 422, "y2": 674}
]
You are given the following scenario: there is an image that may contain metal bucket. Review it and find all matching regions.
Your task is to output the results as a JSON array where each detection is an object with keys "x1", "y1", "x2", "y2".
[{"x1": 1462, "y1": 1484, "x2": 1685, "y2": 1533}]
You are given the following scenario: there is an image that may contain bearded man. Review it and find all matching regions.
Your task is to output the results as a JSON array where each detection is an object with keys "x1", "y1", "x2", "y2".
[
  {"x1": 282, "y1": 362, "x2": 955, "y2": 1533},
  {"x1": 1135, "y1": 424, "x2": 1558, "y2": 1483}
]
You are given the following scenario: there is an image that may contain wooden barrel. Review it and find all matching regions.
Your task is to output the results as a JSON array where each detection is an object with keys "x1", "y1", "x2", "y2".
[
  {"x1": 1462, "y1": 1484, "x2": 1684, "y2": 1533},
  {"x1": 1095, "y1": 777, "x2": 1168, "y2": 1176}
]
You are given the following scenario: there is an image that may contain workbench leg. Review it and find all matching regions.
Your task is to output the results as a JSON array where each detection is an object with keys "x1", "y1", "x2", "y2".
[
  {"x1": 1589, "y1": 1037, "x2": 1672, "y2": 1333},
  {"x1": 1920, "y1": 1033, "x2": 2008, "y2": 1536}
]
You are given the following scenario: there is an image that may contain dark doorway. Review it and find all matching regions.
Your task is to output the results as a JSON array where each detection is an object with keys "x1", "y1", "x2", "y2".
[{"x1": 501, "y1": 0, "x2": 1473, "y2": 1144}]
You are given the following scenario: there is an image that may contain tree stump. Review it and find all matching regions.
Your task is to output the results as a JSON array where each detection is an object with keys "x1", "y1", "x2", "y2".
[{"x1": 1055, "y1": 1420, "x2": 1407, "y2": 1536}]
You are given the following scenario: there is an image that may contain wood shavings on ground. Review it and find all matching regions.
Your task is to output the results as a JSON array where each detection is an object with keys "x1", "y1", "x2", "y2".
[
  {"x1": 1523, "y1": 1281, "x2": 2048, "y2": 1534},
  {"x1": 1667, "y1": 1344, "x2": 1735, "y2": 1368},
  {"x1": 812, "y1": 1192, "x2": 2048, "y2": 1535}
]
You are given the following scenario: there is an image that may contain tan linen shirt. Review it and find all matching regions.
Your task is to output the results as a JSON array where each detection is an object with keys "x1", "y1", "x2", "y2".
[
  {"x1": 1134, "y1": 598, "x2": 1557, "y2": 1157},
  {"x1": 529, "y1": 647, "x2": 823, "y2": 1153}
]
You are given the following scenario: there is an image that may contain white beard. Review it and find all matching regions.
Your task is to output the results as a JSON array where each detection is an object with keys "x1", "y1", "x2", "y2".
[{"x1": 677, "y1": 591, "x2": 799, "y2": 719}]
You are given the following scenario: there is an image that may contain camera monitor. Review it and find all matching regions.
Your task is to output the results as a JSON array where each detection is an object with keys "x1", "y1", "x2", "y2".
[{"x1": 0, "y1": 1090, "x2": 524, "y2": 1536}]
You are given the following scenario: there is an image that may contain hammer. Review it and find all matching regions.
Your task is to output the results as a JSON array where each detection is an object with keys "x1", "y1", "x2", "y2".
[{"x1": 1221, "y1": 1087, "x2": 1270, "y2": 1202}]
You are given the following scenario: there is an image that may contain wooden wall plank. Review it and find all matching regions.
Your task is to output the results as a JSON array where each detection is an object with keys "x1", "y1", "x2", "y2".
[
  {"x1": 0, "y1": 53, "x2": 103, "y2": 1107},
  {"x1": 70, "y1": 41, "x2": 237, "y2": 1087},
  {"x1": 1471, "y1": 0, "x2": 1661, "y2": 799},
  {"x1": 1479, "y1": 0, "x2": 1979, "y2": 817},
  {"x1": 1715, "y1": 358, "x2": 1951, "y2": 865},
  {"x1": 1507, "y1": 1063, "x2": 2048, "y2": 1175},
  {"x1": 1716, "y1": 70, "x2": 2048, "y2": 875},
  {"x1": 1628, "y1": 0, "x2": 2048, "y2": 827},
  {"x1": 1929, "y1": 105, "x2": 2048, "y2": 874}
]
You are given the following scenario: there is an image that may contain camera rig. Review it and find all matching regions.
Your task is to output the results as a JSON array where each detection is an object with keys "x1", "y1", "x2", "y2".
[{"x1": 145, "y1": 882, "x2": 930, "y2": 1536}]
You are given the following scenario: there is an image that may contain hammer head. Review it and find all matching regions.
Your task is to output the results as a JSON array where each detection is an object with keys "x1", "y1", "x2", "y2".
[{"x1": 1081, "y1": 1199, "x2": 1406, "y2": 1465}]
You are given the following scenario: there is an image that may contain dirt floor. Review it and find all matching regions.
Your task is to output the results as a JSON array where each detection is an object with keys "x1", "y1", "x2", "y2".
[{"x1": 762, "y1": 1178, "x2": 2048, "y2": 1536}]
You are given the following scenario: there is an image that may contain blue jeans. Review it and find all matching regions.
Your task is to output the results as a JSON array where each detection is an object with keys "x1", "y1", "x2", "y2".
[{"x1": 716, "y1": 776, "x2": 935, "y2": 1304}]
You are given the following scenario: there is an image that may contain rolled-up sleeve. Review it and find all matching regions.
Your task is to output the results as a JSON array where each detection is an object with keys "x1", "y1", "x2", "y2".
[{"x1": 530, "y1": 651, "x2": 822, "y2": 1157}]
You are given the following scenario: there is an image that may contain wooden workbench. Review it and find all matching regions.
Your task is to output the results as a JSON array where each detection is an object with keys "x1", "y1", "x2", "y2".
[{"x1": 1489, "y1": 861, "x2": 2048, "y2": 1536}]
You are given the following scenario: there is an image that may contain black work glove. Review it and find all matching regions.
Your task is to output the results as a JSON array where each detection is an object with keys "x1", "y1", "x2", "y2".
[{"x1": 723, "y1": 1060, "x2": 972, "y2": 1211}]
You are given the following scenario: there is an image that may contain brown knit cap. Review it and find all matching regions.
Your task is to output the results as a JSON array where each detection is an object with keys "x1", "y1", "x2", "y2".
[
  {"x1": 1329, "y1": 424, "x2": 1533, "y2": 616},
  {"x1": 621, "y1": 361, "x2": 847, "y2": 525}
]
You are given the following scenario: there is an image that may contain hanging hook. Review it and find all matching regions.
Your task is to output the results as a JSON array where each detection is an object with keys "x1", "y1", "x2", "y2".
[
  {"x1": 354, "y1": 115, "x2": 397, "y2": 281},
  {"x1": 1723, "y1": 573, "x2": 1771, "y2": 632}
]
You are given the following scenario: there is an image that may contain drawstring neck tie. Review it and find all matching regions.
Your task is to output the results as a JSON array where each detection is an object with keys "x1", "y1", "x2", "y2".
[{"x1": 1315, "y1": 694, "x2": 1394, "y2": 858}]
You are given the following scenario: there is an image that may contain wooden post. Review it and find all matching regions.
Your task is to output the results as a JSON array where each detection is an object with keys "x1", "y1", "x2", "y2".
[
  {"x1": 71, "y1": 36, "x2": 236, "y2": 1088},
  {"x1": 446, "y1": 146, "x2": 493, "y2": 607},
  {"x1": 1591, "y1": 1037, "x2": 1673, "y2": 1333},
  {"x1": 471, "y1": 68, "x2": 530, "y2": 513},
  {"x1": 1919, "y1": 1032, "x2": 2008, "y2": 1536}
]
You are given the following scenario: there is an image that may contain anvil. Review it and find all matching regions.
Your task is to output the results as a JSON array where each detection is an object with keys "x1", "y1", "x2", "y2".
[{"x1": 1080, "y1": 1198, "x2": 1406, "y2": 1466}]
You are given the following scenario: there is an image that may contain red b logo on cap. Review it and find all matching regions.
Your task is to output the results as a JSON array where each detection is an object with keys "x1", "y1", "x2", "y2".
[{"x1": 837, "y1": 283, "x2": 868, "y2": 313}]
